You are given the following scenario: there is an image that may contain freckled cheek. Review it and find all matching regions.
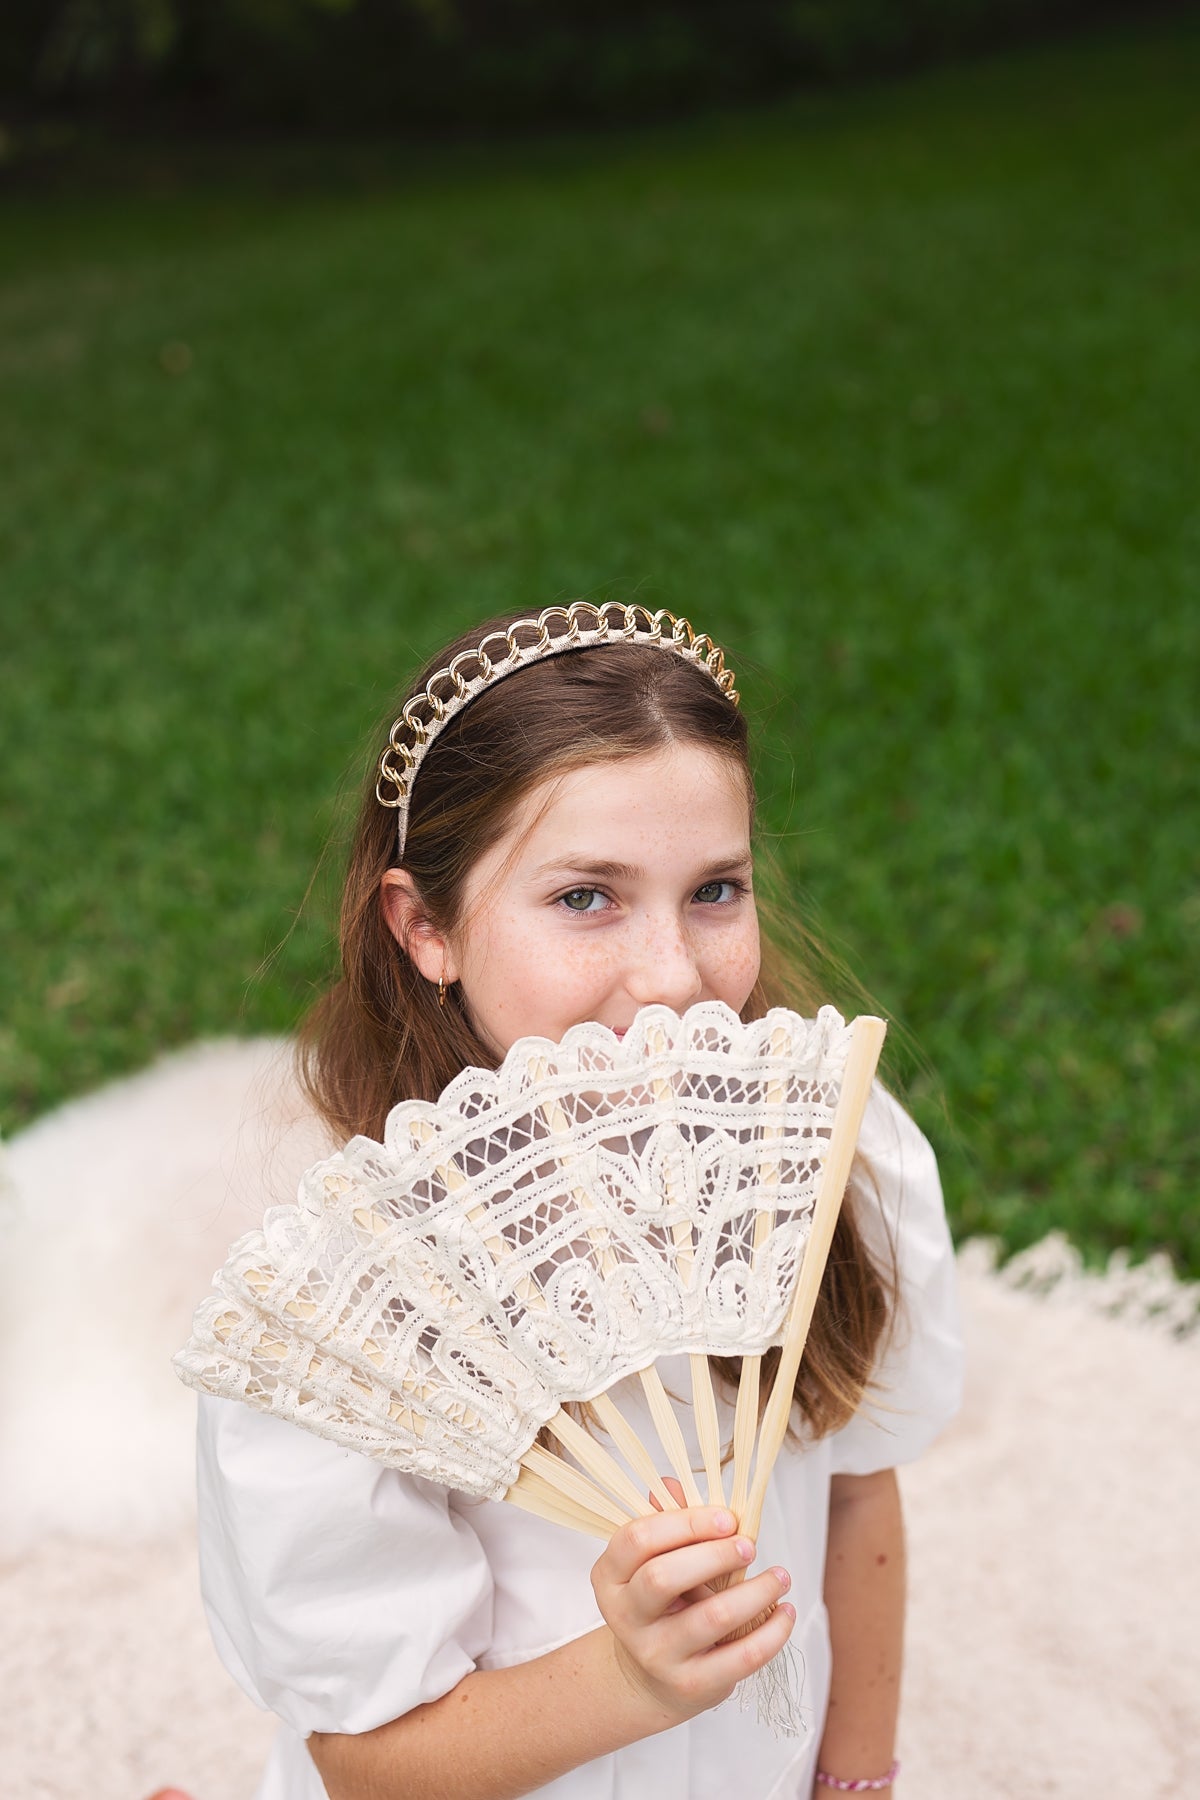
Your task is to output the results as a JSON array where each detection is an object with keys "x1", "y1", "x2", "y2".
[
  {"x1": 546, "y1": 938, "x2": 627, "y2": 1016},
  {"x1": 566, "y1": 938, "x2": 627, "y2": 981},
  {"x1": 478, "y1": 919, "x2": 613, "y2": 1021},
  {"x1": 704, "y1": 921, "x2": 761, "y2": 1005}
]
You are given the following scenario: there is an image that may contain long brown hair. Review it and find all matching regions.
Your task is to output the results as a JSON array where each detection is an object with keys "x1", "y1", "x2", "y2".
[{"x1": 298, "y1": 606, "x2": 894, "y2": 1442}]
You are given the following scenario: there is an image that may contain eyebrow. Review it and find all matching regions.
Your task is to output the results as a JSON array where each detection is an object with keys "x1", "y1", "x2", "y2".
[{"x1": 531, "y1": 852, "x2": 754, "y2": 883}]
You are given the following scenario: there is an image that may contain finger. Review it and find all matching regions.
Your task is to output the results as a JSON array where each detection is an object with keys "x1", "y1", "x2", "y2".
[
  {"x1": 602, "y1": 1505, "x2": 739, "y2": 1586},
  {"x1": 627, "y1": 1535, "x2": 759, "y2": 1622},
  {"x1": 694, "y1": 1595, "x2": 797, "y2": 1684},
  {"x1": 670, "y1": 1566, "x2": 793, "y2": 1658}
]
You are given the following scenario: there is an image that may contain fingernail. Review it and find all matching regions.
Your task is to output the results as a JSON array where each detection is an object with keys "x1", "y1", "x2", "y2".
[
  {"x1": 778, "y1": 1601, "x2": 796, "y2": 1621},
  {"x1": 713, "y1": 1510, "x2": 735, "y2": 1532},
  {"x1": 735, "y1": 1538, "x2": 755, "y2": 1563},
  {"x1": 771, "y1": 1566, "x2": 791, "y2": 1592}
]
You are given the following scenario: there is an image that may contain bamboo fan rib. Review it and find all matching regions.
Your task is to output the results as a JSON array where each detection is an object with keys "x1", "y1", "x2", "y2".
[{"x1": 175, "y1": 1002, "x2": 886, "y2": 1714}]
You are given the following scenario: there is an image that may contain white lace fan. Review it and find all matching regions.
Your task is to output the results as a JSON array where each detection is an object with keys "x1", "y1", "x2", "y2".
[{"x1": 176, "y1": 1002, "x2": 884, "y2": 1556}]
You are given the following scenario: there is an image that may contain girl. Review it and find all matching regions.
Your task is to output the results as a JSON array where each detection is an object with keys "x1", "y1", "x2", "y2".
[{"x1": 195, "y1": 602, "x2": 962, "y2": 1800}]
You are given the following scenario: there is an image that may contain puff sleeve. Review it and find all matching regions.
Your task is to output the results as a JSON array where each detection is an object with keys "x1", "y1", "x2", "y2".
[
  {"x1": 828, "y1": 1085, "x2": 964, "y2": 1475},
  {"x1": 195, "y1": 1392, "x2": 496, "y2": 1737}
]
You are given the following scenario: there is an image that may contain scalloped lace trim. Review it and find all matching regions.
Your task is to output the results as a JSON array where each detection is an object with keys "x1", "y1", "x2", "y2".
[{"x1": 175, "y1": 1002, "x2": 855, "y2": 1498}]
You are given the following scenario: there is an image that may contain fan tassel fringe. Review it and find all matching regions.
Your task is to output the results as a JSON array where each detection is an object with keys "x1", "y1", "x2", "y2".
[{"x1": 733, "y1": 1629, "x2": 807, "y2": 1738}]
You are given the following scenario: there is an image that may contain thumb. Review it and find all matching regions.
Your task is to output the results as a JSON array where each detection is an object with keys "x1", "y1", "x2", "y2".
[{"x1": 647, "y1": 1475, "x2": 688, "y2": 1513}]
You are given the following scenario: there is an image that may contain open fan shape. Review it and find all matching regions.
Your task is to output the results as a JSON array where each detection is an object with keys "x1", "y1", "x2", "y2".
[{"x1": 177, "y1": 1001, "x2": 885, "y2": 1550}]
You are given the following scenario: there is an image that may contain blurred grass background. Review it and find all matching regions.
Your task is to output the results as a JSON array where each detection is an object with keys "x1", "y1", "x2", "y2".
[{"x1": 2, "y1": 18, "x2": 1197, "y2": 1272}]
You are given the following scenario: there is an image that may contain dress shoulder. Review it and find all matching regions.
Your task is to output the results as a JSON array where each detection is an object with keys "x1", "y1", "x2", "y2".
[
  {"x1": 828, "y1": 1083, "x2": 964, "y2": 1474},
  {"x1": 196, "y1": 1390, "x2": 495, "y2": 1736}
]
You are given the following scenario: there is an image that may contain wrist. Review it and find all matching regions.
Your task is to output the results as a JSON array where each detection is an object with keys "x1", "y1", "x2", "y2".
[{"x1": 595, "y1": 1628, "x2": 688, "y2": 1740}]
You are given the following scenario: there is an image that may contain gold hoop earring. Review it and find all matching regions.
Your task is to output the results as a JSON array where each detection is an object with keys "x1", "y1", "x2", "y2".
[{"x1": 437, "y1": 975, "x2": 446, "y2": 1008}]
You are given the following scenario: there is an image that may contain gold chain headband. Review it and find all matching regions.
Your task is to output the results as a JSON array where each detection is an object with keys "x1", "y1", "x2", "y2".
[{"x1": 377, "y1": 601, "x2": 739, "y2": 857}]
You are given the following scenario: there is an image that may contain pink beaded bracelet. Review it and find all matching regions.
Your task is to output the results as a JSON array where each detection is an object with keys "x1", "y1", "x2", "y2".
[{"x1": 814, "y1": 1761, "x2": 899, "y2": 1792}]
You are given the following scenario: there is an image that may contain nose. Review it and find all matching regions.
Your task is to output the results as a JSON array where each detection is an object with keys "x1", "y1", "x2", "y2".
[{"x1": 624, "y1": 912, "x2": 704, "y2": 1013}]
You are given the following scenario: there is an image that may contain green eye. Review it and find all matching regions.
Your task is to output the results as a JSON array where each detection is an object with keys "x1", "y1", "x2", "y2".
[
  {"x1": 694, "y1": 880, "x2": 727, "y2": 903},
  {"x1": 561, "y1": 888, "x2": 599, "y2": 911}
]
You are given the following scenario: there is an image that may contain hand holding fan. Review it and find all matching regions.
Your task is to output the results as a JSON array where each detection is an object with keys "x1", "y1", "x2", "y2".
[{"x1": 176, "y1": 1000, "x2": 885, "y2": 1728}]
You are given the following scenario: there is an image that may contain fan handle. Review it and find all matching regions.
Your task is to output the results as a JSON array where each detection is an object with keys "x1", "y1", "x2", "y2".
[{"x1": 739, "y1": 1014, "x2": 888, "y2": 1541}]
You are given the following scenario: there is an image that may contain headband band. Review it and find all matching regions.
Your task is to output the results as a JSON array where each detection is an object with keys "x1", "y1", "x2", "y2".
[{"x1": 376, "y1": 601, "x2": 739, "y2": 857}]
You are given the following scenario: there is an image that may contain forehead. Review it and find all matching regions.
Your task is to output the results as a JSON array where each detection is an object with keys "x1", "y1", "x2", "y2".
[{"x1": 499, "y1": 744, "x2": 753, "y2": 870}]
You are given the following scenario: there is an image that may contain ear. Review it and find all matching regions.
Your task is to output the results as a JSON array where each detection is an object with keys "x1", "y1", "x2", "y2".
[{"x1": 379, "y1": 869, "x2": 460, "y2": 986}]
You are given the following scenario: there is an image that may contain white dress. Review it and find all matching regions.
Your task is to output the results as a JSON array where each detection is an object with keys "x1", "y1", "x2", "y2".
[{"x1": 195, "y1": 1086, "x2": 963, "y2": 1800}]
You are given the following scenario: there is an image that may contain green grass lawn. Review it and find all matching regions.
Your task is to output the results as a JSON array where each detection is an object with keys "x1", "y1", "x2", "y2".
[{"x1": 2, "y1": 20, "x2": 1197, "y2": 1273}]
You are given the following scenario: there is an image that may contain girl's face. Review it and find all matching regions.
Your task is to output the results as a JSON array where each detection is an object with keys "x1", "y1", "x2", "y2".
[{"x1": 399, "y1": 744, "x2": 761, "y2": 1057}]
